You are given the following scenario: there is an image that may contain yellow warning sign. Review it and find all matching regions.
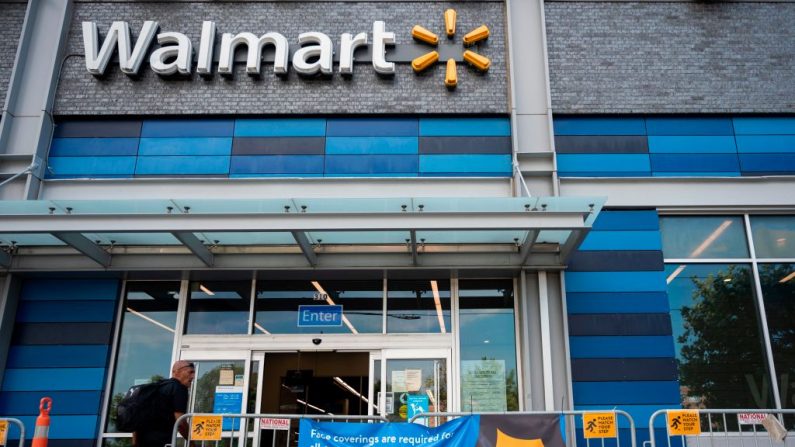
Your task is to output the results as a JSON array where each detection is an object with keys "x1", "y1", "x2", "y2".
[
  {"x1": 583, "y1": 412, "x2": 617, "y2": 438},
  {"x1": 0, "y1": 420, "x2": 8, "y2": 446},
  {"x1": 191, "y1": 415, "x2": 223, "y2": 441},
  {"x1": 666, "y1": 410, "x2": 701, "y2": 436}
]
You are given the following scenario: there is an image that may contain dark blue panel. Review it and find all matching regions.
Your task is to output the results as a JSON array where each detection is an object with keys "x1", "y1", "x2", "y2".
[
  {"x1": 649, "y1": 154, "x2": 740, "y2": 172},
  {"x1": 733, "y1": 117, "x2": 795, "y2": 135},
  {"x1": 592, "y1": 210, "x2": 659, "y2": 231},
  {"x1": 326, "y1": 137, "x2": 418, "y2": 154},
  {"x1": 54, "y1": 121, "x2": 141, "y2": 138},
  {"x1": 553, "y1": 117, "x2": 646, "y2": 135},
  {"x1": 232, "y1": 137, "x2": 325, "y2": 155},
  {"x1": 2, "y1": 368, "x2": 105, "y2": 391},
  {"x1": 652, "y1": 172, "x2": 741, "y2": 177},
  {"x1": 7, "y1": 345, "x2": 109, "y2": 368},
  {"x1": 571, "y1": 358, "x2": 678, "y2": 381},
  {"x1": 138, "y1": 138, "x2": 232, "y2": 156},
  {"x1": 419, "y1": 137, "x2": 512, "y2": 154},
  {"x1": 234, "y1": 119, "x2": 326, "y2": 137},
  {"x1": 12, "y1": 323, "x2": 113, "y2": 345},
  {"x1": 325, "y1": 155, "x2": 418, "y2": 174},
  {"x1": 565, "y1": 271, "x2": 667, "y2": 293},
  {"x1": 567, "y1": 250, "x2": 664, "y2": 271},
  {"x1": 141, "y1": 119, "x2": 234, "y2": 137},
  {"x1": 327, "y1": 118, "x2": 418, "y2": 136},
  {"x1": 557, "y1": 154, "x2": 651, "y2": 172},
  {"x1": 419, "y1": 118, "x2": 510, "y2": 136},
  {"x1": 47, "y1": 157, "x2": 137, "y2": 177},
  {"x1": 135, "y1": 156, "x2": 230, "y2": 175},
  {"x1": 568, "y1": 314, "x2": 672, "y2": 336},
  {"x1": 736, "y1": 136, "x2": 795, "y2": 153},
  {"x1": 419, "y1": 154, "x2": 512, "y2": 174},
  {"x1": 645, "y1": 117, "x2": 734, "y2": 135},
  {"x1": 573, "y1": 381, "x2": 680, "y2": 404},
  {"x1": 555, "y1": 135, "x2": 649, "y2": 153},
  {"x1": 739, "y1": 153, "x2": 795, "y2": 172},
  {"x1": 566, "y1": 292, "x2": 670, "y2": 314},
  {"x1": 569, "y1": 336, "x2": 675, "y2": 358},
  {"x1": 21, "y1": 280, "x2": 119, "y2": 301},
  {"x1": 0, "y1": 391, "x2": 102, "y2": 415},
  {"x1": 230, "y1": 155, "x2": 324, "y2": 174},
  {"x1": 49, "y1": 138, "x2": 139, "y2": 157},
  {"x1": 558, "y1": 171, "x2": 651, "y2": 177},
  {"x1": 648, "y1": 136, "x2": 737, "y2": 153},
  {"x1": 16, "y1": 301, "x2": 116, "y2": 323}
]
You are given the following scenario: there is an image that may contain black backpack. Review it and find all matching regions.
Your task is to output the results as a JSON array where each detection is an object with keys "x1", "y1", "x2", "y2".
[{"x1": 116, "y1": 379, "x2": 171, "y2": 432}]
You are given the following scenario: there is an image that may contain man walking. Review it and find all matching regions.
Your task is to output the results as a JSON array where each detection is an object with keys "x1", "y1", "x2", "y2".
[{"x1": 133, "y1": 360, "x2": 196, "y2": 447}]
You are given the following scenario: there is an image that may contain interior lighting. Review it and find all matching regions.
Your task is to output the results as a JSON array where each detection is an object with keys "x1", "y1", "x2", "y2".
[
  {"x1": 779, "y1": 271, "x2": 795, "y2": 284},
  {"x1": 311, "y1": 281, "x2": 360, "y2": 334},
  {"x1": 666, "y1": 265, "x2": 686, "y2": 284},
  {"x1": 776, "y1": 238, "x2": 787, "y2": 247},
  {"x1": 666, "y1": 220, "x2": 734, "y2": 284},
  {"x1": 463, "y1": 25, "x2": 489, "y2": 45},
  {"x1": 254, "y1": 322, "x2": 271, "y2": 334},
  {"x1": 333, "y1": 376, "x2": 377, "y2": 410},
  {"x1": 431, "y1": 280, "x2": 447, "y2": 333},
  {"x1": 444, "y1": 9, "x2": 456, "y2": 37},
  {"x1": 296, "y1": 398, "x2": 332, "y2": 415},
  {"x1": 411, "y1": 25, "x2": 438, "y2": 45},
  {"x1": 199, "y1": 284, "x2": 215, "y2": 295},
  {"x1": 723, "y1": 277, "x2": 732, "y2": 283},
  {"x1": 126, "y1": 307, "x2": 175, "y2": 333}
]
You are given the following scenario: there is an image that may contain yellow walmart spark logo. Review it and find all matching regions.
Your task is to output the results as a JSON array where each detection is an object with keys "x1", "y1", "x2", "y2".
[{"x1": 411, "y1": 9, "x2": 491, "y2": 89}]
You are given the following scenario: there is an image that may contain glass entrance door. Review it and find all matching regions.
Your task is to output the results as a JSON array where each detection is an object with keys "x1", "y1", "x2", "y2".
[{"x1": 374, "y1": 349, "x2": 451, "y2": 424}]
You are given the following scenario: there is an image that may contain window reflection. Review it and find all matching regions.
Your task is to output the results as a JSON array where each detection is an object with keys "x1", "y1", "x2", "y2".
[
  {"x1": 759, "y1": 263, "x2": 795, "y2": 411},
  {"x1": 751, "y1": 216, "x2": 795, "y2": 258},
  {"x1": 387, "y1": 279, "x2": 451, "y2": 333},
  {"x1": 185, "y1": 281, "x2": 251, "y2": 334},
  {"x1": 660, "y1": 216, "x2": 749, "y2": 259}
]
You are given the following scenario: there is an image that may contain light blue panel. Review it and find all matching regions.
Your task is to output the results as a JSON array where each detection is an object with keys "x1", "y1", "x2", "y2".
[
  {"x1": 736, "y1": 135, "x2": 795, "y2": 153},
  {"x1": 135, "y1": 156, "x2": 230, "y2": 175},
  {"x1": 230, "y1": 173, "x2": 324, "y2": 178},
  {"x1": 234, "y1": 119, "x2": 326, "y2": 137},
  {"x1": 49, "y1": 138, "x2": 139, "y2": 157},
  {"x1": 652, "y1": 172, "x2": 741, "y2": 177},
  {"x1": 565, "y1": 271, "x2": 667, "y2": 293},
  {"x1": 325, "y1": 155, "x2": 418, "y2": 174},
  {"x1": 558, "y1": 171, "x2": 651, "y2": 177},
  {"x1": 645, "y1": 117, "x2": 734, "y2": 135},
  {"x1": 16, "y1": 301, "x2": 116, "y2": 323},
  {"x1": 47, "y1": 157, "x2": 137, "y2": 176},
  {"x1": 419, "y1": 154, "x2": 512, "y2": 173},
  {"x1": 592, "y1": 211, "x2": 659, "y2": 231},
  {"x1": 327, "y1": 118, "x2": 418, "y2": 136},
  {"x1": 648, "y1": 136, "x2": 737, "y2": 153},
  {"x1": 579, "y1": 231, "x2": 662, "y2": 251},
  {"x1": 142, "y1": 119, "x2": 234, "y2": 137},
  {"x1": 573, "y1": 382, "x2": 680, "y2": 405},
  {"x1": 326, "y1": 173, "x2": 419, "y2": 177},
  {"x1": 7, "y1": 345, "x2": 109, "y2": 368},
  {"x1": 22, "y1": 279, "x2": 118, "y2": 301},
  {"x1": 567, "y1": 292, "x2": 670, "y2": 314},
  {"x1": 138, "y1": 138, "x2": 232, "y2": 156},
  {"x1": 419, "y1": 118, "x2": 510, "y2": 136},
  {"x1": 739, "y1": 153, "x2": 795, "y2": 172},
  {"x1": 326, "y1": 137, "x2": 418, "y2": 154},
  {"x1": 574, "y1": 405, "x2": 671, "y2": 428},
  {"x1": 553, "y1": 117, "x2": 646, "y2": 135},
  {"x1": 2, "y1": 368, "x2": 105, "y2": 391},
  {"x1": 733, "y1": 117, "x2": 795, "y2": 135},
  {"x1": 650, "y1": 154, "x2": 740, "y2": 172},
  {"x1": 569, "y1": 336, "x2": 675, "y2": 358},
  {"x1": 12, "y1": 415, "x2": 98, "y2": 439},
  {"x1": 556, "y1": 154, "x2": 651, "y2": 172},
  {"x1": 230, "y1": 155, "x2": 324, "y2": 174}
]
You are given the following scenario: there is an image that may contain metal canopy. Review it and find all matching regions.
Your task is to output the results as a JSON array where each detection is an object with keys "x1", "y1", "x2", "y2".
[{"x1": 0, "y1": 197, "x2": 604, "y2": 271}]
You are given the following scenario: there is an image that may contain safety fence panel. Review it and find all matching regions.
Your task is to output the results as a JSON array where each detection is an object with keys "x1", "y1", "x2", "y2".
[
  {"x1": 648, "y1": 409, "x2": 795, "y2": 447},
  {"x1": 0, "y1": 417, "x2": 26, "y2": 447}
]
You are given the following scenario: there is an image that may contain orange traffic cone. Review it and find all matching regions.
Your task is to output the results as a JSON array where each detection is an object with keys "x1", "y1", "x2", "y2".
[{"x1": 32, "y1": 397, "x2": 52, "y2": 447}]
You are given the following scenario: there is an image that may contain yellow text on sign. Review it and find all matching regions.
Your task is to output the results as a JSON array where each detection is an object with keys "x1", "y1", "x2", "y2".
[
  {"x1": 191, "y1": 415, "x2": 223, "y2": 441},
  {"x1": 666, "y1": 410, "x2": 701, "y2": 436},
  {"x1": 583, "y1": 412, "x2": 617, "y2": 439},
  {"x1": 0, "y1": 420, "x2": 8, "y2": 446}
]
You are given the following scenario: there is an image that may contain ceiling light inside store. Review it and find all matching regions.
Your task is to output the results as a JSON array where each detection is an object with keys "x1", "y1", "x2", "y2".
[
  {"x1": 126, "y1": 307, "x2": 175, "y2": 333},
  {"x1": 296, "y1": 398, "x2": 332, "y2": 415},
  {"x1": 254, "y1": 322, "x2": 271, "y2": 334},
  {"x1": 431, "y1": 280, "x2": 446, "y2": 333},
  {"x1": 666, "y1": 265, "x2": 687, "y2": 284},
  {"x1": 199, "y1": 284, "x2": 215, "y2": 295},
  {"x1": 690, "y1": 220, "x2": 733, "y2": 258},
  {"x1": 780, "y1": 271, "x2": 795, "y2": 284},
  {"x1": 311, "y1": 281, "x2": 360, "y2": 334}
]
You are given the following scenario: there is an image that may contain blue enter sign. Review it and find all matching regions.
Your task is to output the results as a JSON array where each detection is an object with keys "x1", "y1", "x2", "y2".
[{"x1": 297, "y1": 305, "x2": 344, "y2": 327}]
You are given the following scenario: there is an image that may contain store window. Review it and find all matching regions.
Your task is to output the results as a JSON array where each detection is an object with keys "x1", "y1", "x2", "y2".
[
  {"x1": 105, "y1": 281, "x2": 180, "y2": 433},
  {"x1": 185, "y1": 281, "x2": 251, "y2": 334},
  {"x1": 386, "y1": 278, "x2": 451, "y2": 333},
  {"x1": 458, "y1": 279, "x2": 519, "y2": 411},
  {"x1": 750, "y1": 216, "x2": 795, "y2": 258},
  {"x1": 759, "y1": 263, "x2": 795, "y2": 409},
  {"x1": 660, "y1": 216, "x2": 748, "y2": 259}
]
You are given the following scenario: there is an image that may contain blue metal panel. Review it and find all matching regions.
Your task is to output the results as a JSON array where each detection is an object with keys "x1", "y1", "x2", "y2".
[
  {"x1": 645, "y1": 117, "x2": 734, "y2": 135},
  {"x1": 648, "y1": 136, "x2": 737, "y2": 153},
  {"x1": 7, "y1": 345, "x2": 109, "y2": 368},
  {"x1": 0, "y1": 391, "x2": 102, "y2": 415},
  {"x1": 234, "y1": 119, "x2": 327, "y2": 137},
  {"x1": 556, "y1": 154, "x2": 651, "y2": 172},
  {"x1": 558, "y1": 171, "x2": 651, "y2": 177},
  {"x1": 54, "y1": 121, "x2": 141, "y2": 138},
  {"x1": 569, "y1": 314, "x2": 672, "y2": 336},
  {"x1": 649, "y1": 154, "x2": 740, "y2": 172},
  {"x1": 11, "y1": 415, "x2": 99, "y2": 439},
  {"x1": 578, "y1": 231, "x2": 662, "y2": 251},
  {"x1": 592, "y1": 210, "x2": 659, "y2": 231},
  {"x1": 733, "y1": 117, "x2": 795, "y2": 135},
  {"x1": 739, "y1": 153, "x2": 795, "y2": 172},
  {"x1": 138, "y1": 138, "x2": 232, "y2": 156},
  {"x1": 12, "y1": 323, "x2": 113, "y2": 345},
  {"x1": 419, "y1": 154, "x2": 512, "y2": 173},
  {"x1": 21, "y1": 280, "x2": 119, "y2": 301},
  {"x1": 328, "y1": 173, "x2": 419, "y2": 178},
  {"x1": 566, "y1": 292, "x2": 670, "y2": 314},
  {"x1": 141, "y1": 119, "x2": 234, "y2": 137},
  {"x1": 230, "y1": 173, "x2": 324, "y2": 178},
  {"x1": 325, "y1": 155, "x2": 418, "y2": 174},
  {"x1": 567, "y1": 250, "x2": 664, "y2": 271},
  {"x1": 135, "y1": 156, "x2": 231, "y2": 175},
  {"x1": 565, "y1": 271, "x2": 667, "y2": 292},
  {"x1": 325, "y1": 137, "x2": 419, "y2": 154},
  {"x1": 230, "y1": 155, "x2": 324, "y2": 174},
  {"x1": 49, "y1": 138, "x2": 139, "y2": 157},
  {"x1": 1, "y1": 368, "x2": 105, "y2": 391},
  {"x1": 16, "y1": 301, "x2": 116, "y2": 323},
  {"x1": 573, "y1": 381, "x2": 680, "y2": 405},
  {"x1": 327, "y1": 118, "x2": 418, "y2": 136},
  {"x1": 652, "y1": 172, "x2": 741, "y2": 177},
  {"x1": 736, "y1": 135, "x2": 795, "y2": 153},
  {"x1": 569, "y1": 336, "x2": 675, "y2": 358},
  {"x1": 553, "y1": 117, "x2": 646, "y2": 136},
  {"x1": 47, "y1": 157, "x2": 137, "y2": 176},
  {"x1": 419, "y1": 118, "x2": 511, "y2": 136}
]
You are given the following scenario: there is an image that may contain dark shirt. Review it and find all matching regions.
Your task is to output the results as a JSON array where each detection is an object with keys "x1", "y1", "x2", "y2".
[{"x1": 136, "y1": 379, "x2": 189, "y2": 447}]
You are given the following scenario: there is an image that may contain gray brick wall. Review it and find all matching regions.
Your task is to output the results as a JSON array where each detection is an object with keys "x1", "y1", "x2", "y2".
[
  {"x1": 54, "y1": 1, "x2": 508, "y2": 115},
  {"x1": 0, "y1": 1, "x2": 28, "y2": 108},
  {"x1": 545, "y1": 1, "x2": 795, "y2": 114}
]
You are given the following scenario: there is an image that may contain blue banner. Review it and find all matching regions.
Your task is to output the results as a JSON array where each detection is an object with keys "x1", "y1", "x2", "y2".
[{"x1": 298, "y1": 416, "x2": 480, "y2": 447}]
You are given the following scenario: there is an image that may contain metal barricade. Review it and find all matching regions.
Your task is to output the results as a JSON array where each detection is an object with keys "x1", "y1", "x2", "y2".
[
  {"x1": 648, "y1": 409, "x2": 795, "y2": 447},
  {"x1": 0, "y1": 417, "x2": 26, "y2": 447},
  {"x1": 408, "y1": 410, "x2": 637, "y2": 447},
  {"x1": 171, "y1": 413, "x2": 387, "y2": 447}
]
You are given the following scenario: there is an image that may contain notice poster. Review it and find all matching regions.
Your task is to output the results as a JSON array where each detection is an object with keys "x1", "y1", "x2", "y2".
[
  {"x1": 405, "y1": 369, "x2": 423, "y2": 392},
  {"x1": 461, "y1": 360, "x2": 507, "y2": 412},
  {"x1": 392, "y1": 370, "x2": 407, "y2": 392},
  {"x1": 214, "y1": 385, "x2": 244, "y2": 430}
]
